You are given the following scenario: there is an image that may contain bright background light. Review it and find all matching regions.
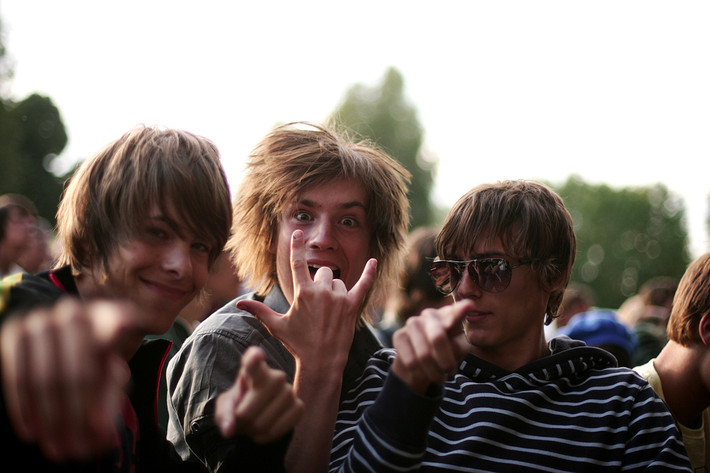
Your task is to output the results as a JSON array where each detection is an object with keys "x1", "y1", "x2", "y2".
[{"x1": 3, "y1": 1, "x2": 708, "y2": 257}]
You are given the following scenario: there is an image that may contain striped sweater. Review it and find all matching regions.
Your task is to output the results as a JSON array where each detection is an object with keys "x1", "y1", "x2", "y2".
[{"x1": 330, "y1": 336, "x2": 691, "y2": 472}]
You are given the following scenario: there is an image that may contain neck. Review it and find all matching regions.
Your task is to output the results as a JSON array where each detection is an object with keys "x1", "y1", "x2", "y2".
[
  {"x1": 654, "y1": 341, "x2": 710, "y2": 428},
  {"x1": 473, "y1": 336, "x2": 550, "y2": 372}
]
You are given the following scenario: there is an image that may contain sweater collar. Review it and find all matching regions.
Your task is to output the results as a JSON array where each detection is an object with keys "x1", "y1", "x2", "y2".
[{"x1": 458, "y1": 335, "x2": 618, "y2": 383}]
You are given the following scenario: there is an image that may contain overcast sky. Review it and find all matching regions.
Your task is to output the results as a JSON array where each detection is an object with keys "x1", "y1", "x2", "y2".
[{"x1": 2, "y1": 1, "x2": 709, "y2": 257}]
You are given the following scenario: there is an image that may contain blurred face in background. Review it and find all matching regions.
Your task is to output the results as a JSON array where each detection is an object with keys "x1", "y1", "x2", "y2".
[{"x1": 3, "y1": 206, "x2": 35, "y2": 253}]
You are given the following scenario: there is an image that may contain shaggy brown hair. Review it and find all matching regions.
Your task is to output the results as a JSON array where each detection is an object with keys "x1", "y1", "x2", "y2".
[
  {"x1": 436, "y1": 180, "x2": 576, "y2": 321},
  {"x1": 227, "y1": 122, "x2": 411, "y2": 318},
  {"x1": 56, "y1": 125, "x2": 232, "y2": 275}
]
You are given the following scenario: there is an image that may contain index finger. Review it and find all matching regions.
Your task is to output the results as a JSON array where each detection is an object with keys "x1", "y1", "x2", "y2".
[
  {"x1": 441, "y1": 299, "x2": 475, "y2": 335},
  {"x1": 289, "y1": 230, "x2": 312, "y2": 292},
  {"x1": 240, "y1": 346, "x2": 268, "y2": 387}
]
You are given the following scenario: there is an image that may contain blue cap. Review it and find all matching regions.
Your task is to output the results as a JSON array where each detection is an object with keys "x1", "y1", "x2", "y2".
[{"x1": 558, "y1": 310, "x2": 637, "y2": 355}]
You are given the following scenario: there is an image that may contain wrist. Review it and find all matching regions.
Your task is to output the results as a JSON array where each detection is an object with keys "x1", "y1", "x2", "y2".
[
  {"x1": 294, "y1": 357, "x2": 346, "y2": 389},
  {"x1": 392, "y1": 359, "x2": 434, "y2": 395}
]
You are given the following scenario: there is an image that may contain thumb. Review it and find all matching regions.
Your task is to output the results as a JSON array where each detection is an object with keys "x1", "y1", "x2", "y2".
[{"x1": 236, "y1": 300, "x2": 283, "y2": 338}]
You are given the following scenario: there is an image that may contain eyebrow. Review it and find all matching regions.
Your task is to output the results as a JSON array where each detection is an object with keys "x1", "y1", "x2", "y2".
[{"x1": 297, "y1": 199, "x2": 368, "y2": 212}]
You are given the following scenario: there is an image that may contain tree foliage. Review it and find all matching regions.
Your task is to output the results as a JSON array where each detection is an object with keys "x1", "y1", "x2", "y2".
[
  {"x1": 0, "y1": 17, "x2": 68, "y2": 225},
  {"x1": 329, "y1": 67, "x2": 435, "y2": 229},
  {"x1": 552, "y1": 175, "x2": 690, "y2": 309}
]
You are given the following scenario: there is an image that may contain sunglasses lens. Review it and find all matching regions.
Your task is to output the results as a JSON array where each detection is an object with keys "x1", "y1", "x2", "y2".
[
  {"x1": 474, "y1": 258, "x2": 512, "y2": 293},
  {"x1": 430, "y1": 260, "x2": 456, "y2": 294},
  {"x1": 431, "y1": 258, "x2": 514, "y2": 294}
]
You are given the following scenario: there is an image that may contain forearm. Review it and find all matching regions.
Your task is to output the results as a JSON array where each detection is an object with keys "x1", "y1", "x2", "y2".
[
  {"x1": 285, "y1": 363, "x2": 345, "y2": 473},
  {"x1": 331, "y1": 372, "x2": 441, "y2": 473}
]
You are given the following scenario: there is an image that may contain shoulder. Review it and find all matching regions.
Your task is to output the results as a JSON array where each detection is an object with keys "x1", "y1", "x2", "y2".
[
  {"x1": 169, "y1": 290, "x2": 296, "y2": 382},
  {"x1": 0, "y1": 269, "x2": 71, "y2": 319},
  {"x1": 187, "y1": 293, "x2": 272, "y2": 348},
  {"x1": 633, "y1": 358, "x2": 656, "y2": 381}
]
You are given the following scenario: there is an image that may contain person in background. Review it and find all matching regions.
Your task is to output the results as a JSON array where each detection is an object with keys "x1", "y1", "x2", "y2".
[
  {"x1": 0, "y1": 125, "x2": 303, "y2": 472},
  {"x1": 330, "y1": 180, "x2": 691, "y2": 472},
  {"x1": 0, "y1": 194, "x2": 37, "y2": 278},
  {"x1": 619, "y1": 276, "x2": 677, "y2": 365},
  {"x1": 375, "y1": 227, "x2": 452, "y2": 347},
  {"x1": 16, "y1": 216, "x2": 55, "y2": 274},
  {"x1": 634, "y1": 252, "x2": 710, "y2": 471},
  {"x1": 167, "y1": 121, "x2": 411, "y2": 473},
  {"x1": 557, "y1": 309, "x2": 637, "y2": 367},
  {"x1": 544, "y1": 282, "x2": 595, "y2": 340}
]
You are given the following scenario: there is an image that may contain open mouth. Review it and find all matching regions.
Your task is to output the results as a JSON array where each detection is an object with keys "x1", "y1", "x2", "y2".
[{"x1": 308, "y1": 264, "x2": 341, "y2": 280}]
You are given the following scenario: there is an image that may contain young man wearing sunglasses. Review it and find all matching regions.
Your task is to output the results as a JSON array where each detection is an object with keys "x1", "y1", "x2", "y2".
[{"x1": 330, "y1": 180, "x2": 691, "y2": 472}]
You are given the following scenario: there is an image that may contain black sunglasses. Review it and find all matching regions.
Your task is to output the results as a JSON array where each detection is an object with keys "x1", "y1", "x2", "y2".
[{"x1": 430, "y1": 257, "x2": 531, "y2": 295}]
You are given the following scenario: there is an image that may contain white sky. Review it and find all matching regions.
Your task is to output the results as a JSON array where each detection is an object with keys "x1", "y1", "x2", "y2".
[{"x1": 2, "y1": 1, "x2": 709, "y2": 258}]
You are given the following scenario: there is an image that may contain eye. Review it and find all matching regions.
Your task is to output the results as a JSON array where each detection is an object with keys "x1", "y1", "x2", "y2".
[
  {"x1": 146, "y1": 227, "x2": 168, "y2": 239},
  {"x1": 191, "y1": 242, "x2": 211, "y2": 253},
  {"x1": 294, "y1": 211, "x2": 312, "y2": 222},
  {"x1": 340, "y1": 216, "x2": 358, "y2": 227}
]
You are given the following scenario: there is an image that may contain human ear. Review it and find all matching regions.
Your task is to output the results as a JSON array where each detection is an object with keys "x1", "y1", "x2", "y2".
[{"x1": 698, "y1": 313, "x2": 710, "y2": 346}]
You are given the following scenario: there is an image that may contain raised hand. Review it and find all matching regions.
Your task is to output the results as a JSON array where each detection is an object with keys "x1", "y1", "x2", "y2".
[
  {"x1": 0, "y1": 298, "x2": 131, "y2": 462},
  {"x1": 392, "y1": 299, "x2": 473, "y2": 394},
  {"x1": 215, "y1": 345, "x2": 304, "y2": 443},
  {"x1": 236, "y1": 229, "x2": 377, "y2": 368},
  {"x1": 236, "y1": 229, "x2": 378, "y2": 473}
]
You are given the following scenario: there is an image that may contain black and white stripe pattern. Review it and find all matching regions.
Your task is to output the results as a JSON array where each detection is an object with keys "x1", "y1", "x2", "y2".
[{"x1": 330, "y1": 338, "x2": 691, "y2": 472}]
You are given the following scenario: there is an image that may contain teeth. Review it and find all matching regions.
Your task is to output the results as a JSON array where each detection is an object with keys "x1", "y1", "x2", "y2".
[
  {"x1": 308, "y1": 264, "x2": 341, "y2": 279},
  {"x1": 308, "y1": 264, "x2": 337, "y2": 271}
]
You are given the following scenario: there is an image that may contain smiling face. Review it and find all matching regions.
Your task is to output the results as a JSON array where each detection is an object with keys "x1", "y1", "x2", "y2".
[
  {"x1": 452, "y1": 235, "x2": 551, "y2": 370},
  {"x1": 87, "y1": 202, "x2": 211, "y2": 335},
  {"x1": 273, "y1": 178, "x2": 372, "y2": 305}
]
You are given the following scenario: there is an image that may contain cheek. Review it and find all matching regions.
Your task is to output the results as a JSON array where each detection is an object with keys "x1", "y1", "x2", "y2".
[
  {"x1": 345, "y1": 241, "x2": 372, "y2": 278},
  {"x1": 194, "y1": 261, "x2": 210, "y2": 289},
  {"x1": 271, "y1": 223, "x2": 293, "y2": 255}
]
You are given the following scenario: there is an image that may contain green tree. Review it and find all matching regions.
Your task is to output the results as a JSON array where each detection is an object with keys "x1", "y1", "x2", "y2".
[
  {"x1": 553, "y1": 175, "x2": 690, "y2": 309},
  {"x1": 329, "y1": 67, "x2": 435, "y2": 229},
  {"x1": 0, "y1": 17, "x2": 68, "y2": 224}
]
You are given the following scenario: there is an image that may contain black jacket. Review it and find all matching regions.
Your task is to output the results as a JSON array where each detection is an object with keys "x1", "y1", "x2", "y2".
[{"x1": 0, "y1": 266, "x2": 205, "y2": 472}]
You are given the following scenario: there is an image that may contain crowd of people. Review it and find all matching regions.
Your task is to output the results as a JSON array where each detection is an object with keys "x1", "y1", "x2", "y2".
[{"x1": 0, "y1": 121, "x2": 705, "y2": 472}]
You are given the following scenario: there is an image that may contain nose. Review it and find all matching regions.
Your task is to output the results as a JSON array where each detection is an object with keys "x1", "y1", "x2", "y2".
[
  {"x1": 307, "y1": 219, "x2": 338, "y2": 251},
  {"x1": 453, "y1": 267, "x2": 482, "y2": 301},
  {"x1": 163, "y1": 241, "x2": 192, "y2": 278}
]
